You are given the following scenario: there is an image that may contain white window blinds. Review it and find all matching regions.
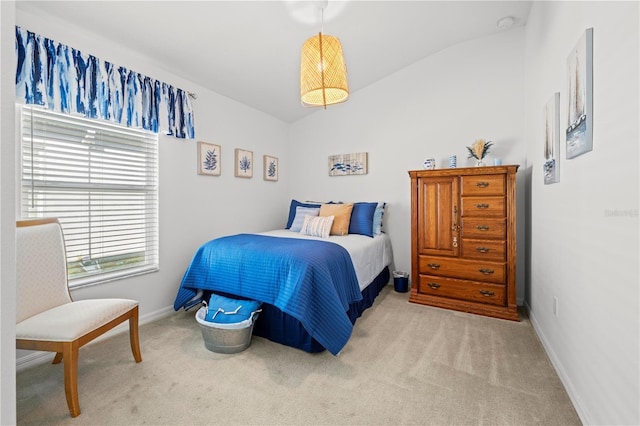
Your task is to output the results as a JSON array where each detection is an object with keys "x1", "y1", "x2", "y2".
[{"x1": 20, "y1": 105, "x2": 159, "y2": 287}]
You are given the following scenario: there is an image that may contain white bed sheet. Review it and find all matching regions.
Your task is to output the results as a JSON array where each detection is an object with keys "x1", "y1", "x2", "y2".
[{"x1": 259, "y1": 230, "x2": 393, "y2": 291}]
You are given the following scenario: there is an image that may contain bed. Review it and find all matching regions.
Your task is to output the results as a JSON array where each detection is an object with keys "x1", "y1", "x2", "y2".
[{"x1": 173, "y1": 201, "x2": 392, "y2": 355}]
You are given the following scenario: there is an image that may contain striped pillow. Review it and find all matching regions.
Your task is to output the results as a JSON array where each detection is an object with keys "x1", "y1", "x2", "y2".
[
  {"x1": 289, "y1": 206, "x2": 320, "y2": 232},
  {"x1": 300, "y1": 215, "x2": 334, "y2": 238}
]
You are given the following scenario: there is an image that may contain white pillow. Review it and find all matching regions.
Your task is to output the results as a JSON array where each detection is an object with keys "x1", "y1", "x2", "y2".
[
  {"x1": 289, "y1": 206, "x2": 320, "y2": 232},
  {"x1": 300, "y1": 215, "x2": 334, "y2": 238}
]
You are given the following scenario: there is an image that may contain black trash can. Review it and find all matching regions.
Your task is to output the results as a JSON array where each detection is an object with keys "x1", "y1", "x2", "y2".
[{"x1": 393, "y1": 271, "x2": 409, "y2": 293}]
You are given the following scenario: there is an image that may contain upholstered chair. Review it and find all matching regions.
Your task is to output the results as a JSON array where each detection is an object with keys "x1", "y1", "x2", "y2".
[{"x1": 16, "y1": 218, "x2": 142, "y2": 417}]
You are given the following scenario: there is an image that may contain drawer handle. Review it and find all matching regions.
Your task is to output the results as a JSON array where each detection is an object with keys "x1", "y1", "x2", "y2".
[
  {"x1": 427, "y1": 263, "x2": 441, "y2": 270},
  {"x1": 427, "y1": 283, "x2": 441, "y2": 289},
  {"x1": 476, "y1": 225, "x2": 490, "y2": 231},
  {"x1": 479, "y1": 268, "x2": 495, "y2": 275},
  {"x1": 480, "y1": 290, "x2": 495, "y2": 297},
  {"x1": 475, "y1": 203, "x2": 490, "y2": 209},
  {"x1": 476, "y1": 247, "x2": 490, "y2": 253},
  {"x1": 476, "y1": 181, "x2": 489, "y2": 188}
]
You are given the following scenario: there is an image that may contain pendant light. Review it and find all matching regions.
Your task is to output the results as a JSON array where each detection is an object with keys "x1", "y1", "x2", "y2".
[{"x1": 300, "y1": 2, "x2": 349, "y2": 108}]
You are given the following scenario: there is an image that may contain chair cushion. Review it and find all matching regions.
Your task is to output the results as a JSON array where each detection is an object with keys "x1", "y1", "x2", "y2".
[{"x1": 16, "y1": 299, "x2": 138, "y2": 342}]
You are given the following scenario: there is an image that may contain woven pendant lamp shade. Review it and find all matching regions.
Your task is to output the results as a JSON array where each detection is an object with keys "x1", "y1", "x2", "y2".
[{"x1": 300, "y1": 32, "x2": 349, "y2": 108}]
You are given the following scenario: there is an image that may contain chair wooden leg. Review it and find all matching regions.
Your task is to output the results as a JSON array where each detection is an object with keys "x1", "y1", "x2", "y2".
[
  {"x1": 62, "y1": 342, "x2": 81, "y2": 418},
  {"x1": 129, "y1": 307, "x2": 142, "y2": 363},
  {"x1": 52, "y1": 352, "x2": 63, "y2": 364}
]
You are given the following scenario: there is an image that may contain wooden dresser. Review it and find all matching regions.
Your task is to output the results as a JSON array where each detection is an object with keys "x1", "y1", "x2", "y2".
[{"x1": 408, "y1": 165, "x2": 519, "y2": 321}]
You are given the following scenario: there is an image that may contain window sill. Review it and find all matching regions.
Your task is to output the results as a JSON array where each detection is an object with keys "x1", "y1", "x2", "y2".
[{"x1": 69, "y1": 265, "x2": 159, "y2": 290}]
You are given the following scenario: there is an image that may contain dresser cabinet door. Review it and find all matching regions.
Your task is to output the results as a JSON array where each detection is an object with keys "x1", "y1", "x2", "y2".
[{"x1": 416, "y1": 176, "x2": 459, "y2": 257}]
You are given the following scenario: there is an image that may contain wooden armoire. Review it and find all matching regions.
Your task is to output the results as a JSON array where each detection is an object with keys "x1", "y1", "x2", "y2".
[{"x1": 408, "y1": 165, "x2": 519, "y2": 321}]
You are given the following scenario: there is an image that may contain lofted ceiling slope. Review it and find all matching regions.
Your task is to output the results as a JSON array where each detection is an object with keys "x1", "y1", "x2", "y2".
[{"x1": 16, "y1": 1, "x2": 532, "y2": 123}]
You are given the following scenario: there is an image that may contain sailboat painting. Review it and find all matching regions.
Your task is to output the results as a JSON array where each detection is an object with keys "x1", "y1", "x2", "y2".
[
  {"x1": 566, "y1": 28, "x2": 594, "y2": 159},
  {"x1": 544, "y1": 93, "x2": 560, "y2": 184}
]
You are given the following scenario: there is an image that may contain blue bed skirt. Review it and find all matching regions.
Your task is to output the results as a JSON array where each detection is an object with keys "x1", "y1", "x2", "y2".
[{"x1": 252, "y1": 266, "x2": 390, "y2": 353}]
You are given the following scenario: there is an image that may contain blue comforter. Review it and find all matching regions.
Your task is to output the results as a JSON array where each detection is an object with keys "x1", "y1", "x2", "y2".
[{"x1": 174, "y1": 234, "x2": 362, "y2": 355}]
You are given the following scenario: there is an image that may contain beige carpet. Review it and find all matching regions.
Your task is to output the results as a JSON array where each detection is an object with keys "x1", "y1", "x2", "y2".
[{"x1": 17, "y1": 286, "x2": 581, "y2": 425}]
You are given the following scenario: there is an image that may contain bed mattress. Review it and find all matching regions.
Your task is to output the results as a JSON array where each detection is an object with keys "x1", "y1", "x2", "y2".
[{"x1": 258, "y1": 230, "x2": 393, "y2": 291}]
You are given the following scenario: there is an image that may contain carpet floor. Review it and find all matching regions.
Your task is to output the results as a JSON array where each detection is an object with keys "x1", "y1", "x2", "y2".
[{"x1": 17, "y1": 285, "x2": 581, "y2": 425}]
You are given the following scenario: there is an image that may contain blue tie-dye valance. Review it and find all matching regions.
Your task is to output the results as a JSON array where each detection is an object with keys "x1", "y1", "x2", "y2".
[{"x1": 15, "y1": 26, "x2": 195, "y2": 139}]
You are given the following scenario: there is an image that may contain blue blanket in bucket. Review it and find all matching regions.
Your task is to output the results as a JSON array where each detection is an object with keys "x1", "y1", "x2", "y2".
[{"x1": 174, "y1": 234, "x2": 362, "y2": 355}]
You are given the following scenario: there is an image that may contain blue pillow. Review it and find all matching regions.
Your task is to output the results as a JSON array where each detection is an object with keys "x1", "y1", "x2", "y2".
[
  {"x1": 348, "y1": 202, "x2": 377, "y2": 237},
  {"x1": 289, "y1": 206, "x2": 320, "y2": 232},
  {"x1": 286, "y1": 199, "x2": 321, "y2": 229},
  {"x1": 373, "y1": 202, "x2": 386, "y2": 235}
]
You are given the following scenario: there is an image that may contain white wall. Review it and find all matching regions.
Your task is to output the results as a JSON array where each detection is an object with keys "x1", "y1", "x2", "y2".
[
  {"x1": 0, "y1": 2, "x2": 17, "y2": 424},
  {"x1": 524, "y1": 2, "x2": 639, "y2": 424},
  {"x1": 288, "y1": 28, "x2": 527, "y2": 302},
  {"x1": 13, "y1": 10, "x2": 291, "y2": 363}
]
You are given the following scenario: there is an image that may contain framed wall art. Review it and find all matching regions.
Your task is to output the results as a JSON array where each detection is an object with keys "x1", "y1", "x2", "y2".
[
  {"x1": 197, "y1": 142, "x2": 221, "y2": 176},
  {"x1": 328, "y1": 152, "x2": 368, "y2": 176},
  {"x1": 263, "y1": 155, "x2": 279, "y2": 181},
  {"x1": 566, "y1": 27, "x2": 593, "y2": 159},
  {"x1": 234, "y1": 148, "x2": 253, "y2": 178},
  {"x1": 544, "y1": 93, "x2": 560, "y2": 184}
]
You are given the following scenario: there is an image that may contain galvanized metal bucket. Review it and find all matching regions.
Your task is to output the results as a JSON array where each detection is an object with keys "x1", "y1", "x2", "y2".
[{"x1": 195, "y1": 306, "x2": 259, "y2": 354}]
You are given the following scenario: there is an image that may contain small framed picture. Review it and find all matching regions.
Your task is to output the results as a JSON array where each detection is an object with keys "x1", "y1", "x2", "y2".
[
  {"x1": 197, "y1": 142, "x2": 221, "y2": 176},
  {"x1": 328, "y1": 152, "x2": 368, "y2": 176},
  {"x1": 263, "y1": 155, "x2": 278, "y2": 181},
  {"x1": 234, "y1": 148, "x2": 253, "y2": 178}
]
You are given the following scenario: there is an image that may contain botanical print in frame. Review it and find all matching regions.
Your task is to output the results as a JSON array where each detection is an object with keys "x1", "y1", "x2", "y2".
[
  {"x1": 544, "y1": 93, "x2": 560, "y2": 184},
  {"x1": 263, "y1": 155, "x2": 278, "y2": 181},
  {"x1": 234, "y1": 148, "x2": 253, "y2": 178},
  {"x1": 566, "y1": 28, "x2": 593, "y2": 159},
  {"x1": 197, "y1": 142, "x2": 221, "y2": 176},
  {"x1": 328, "y1": 152, "x2": 368, "y2": 176}
]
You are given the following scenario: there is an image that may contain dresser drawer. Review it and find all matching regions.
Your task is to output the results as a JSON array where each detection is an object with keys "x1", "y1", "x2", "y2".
[
  {"x1": 461, "y1": 218, "x2": 506, "y2": 239},
  {"x1": 419, "y1": 256, "x2": 505, "y2": 283},
  {"x1": 418, "y1": 275, "x2": 506, "y2": 306},
  {"x1": 461, "y1": 196, "x2": 505, "y2": 217},
  {"x1": 461, "y1": 174, "x2": 505, "y2": 196},
  {"x1": 461, "y1": 238, "x2": 506, "y2": 261}
]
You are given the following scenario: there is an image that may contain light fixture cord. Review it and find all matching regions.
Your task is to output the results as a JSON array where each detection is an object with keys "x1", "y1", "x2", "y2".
[{"x1": 320, "y1": 6, "x2": 326, "y2": 108}]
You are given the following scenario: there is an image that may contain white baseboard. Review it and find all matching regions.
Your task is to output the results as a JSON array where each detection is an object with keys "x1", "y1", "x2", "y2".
[
  {"x1": 523, "y1": 301, "x2": 591, "y2": 425},
  {"x1": 16, "y1": 304, "x2": 175, "y2": 372}
]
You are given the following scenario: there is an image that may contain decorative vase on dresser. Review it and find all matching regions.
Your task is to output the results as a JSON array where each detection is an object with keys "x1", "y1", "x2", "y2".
[{"x1": 408, "y1": 165, "x2": 519, "y2": 321}]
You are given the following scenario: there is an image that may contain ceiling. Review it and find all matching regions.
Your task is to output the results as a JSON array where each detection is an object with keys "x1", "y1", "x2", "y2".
[{"x1": 16, "y1": 1, "x2": 532, "y2": 123}]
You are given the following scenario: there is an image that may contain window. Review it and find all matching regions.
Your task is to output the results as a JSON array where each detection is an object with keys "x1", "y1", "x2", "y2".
[{"x1": 20, "y1": 105, "x2": 159, "y2": 287}]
